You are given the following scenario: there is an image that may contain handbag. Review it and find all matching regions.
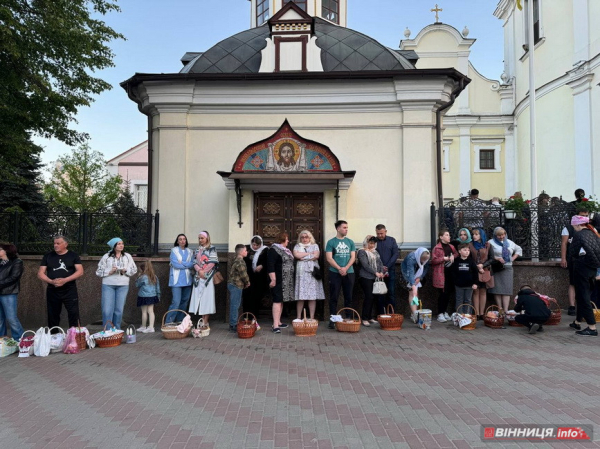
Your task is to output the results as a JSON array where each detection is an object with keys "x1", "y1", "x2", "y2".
[
  {"x1": 490, "y1": 260, "x2": 505, "y2": 273},
  {"x1": 311, "y1": 266, "x2": 322, "y2": 280},
  {"x1": 212, "y1": 271, "x2": 224, "y2": 285},
  {"x1": 478, "y1": 269, "x2": 492, "y2": 283},
  {"x1": 373, "y1": 279, "x2": 388, "y2": 295}
]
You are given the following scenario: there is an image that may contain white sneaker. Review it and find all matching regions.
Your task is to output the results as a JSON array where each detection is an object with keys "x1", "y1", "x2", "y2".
[
  {"x1": 143, "y1": 327, "x2": 155, "y2": 333},
  {"x1": 437, "y1": 313, "x2": 447, "y2": 323},
  {"x1": 411, "y1": 312, "x2": 418, "y2": 324},
  {"x1": 444, "y1": 312, "x2": 451, "y2": 320},
  {"x1": 136, "y1": 326, "x2": 146, "y2": 332}
]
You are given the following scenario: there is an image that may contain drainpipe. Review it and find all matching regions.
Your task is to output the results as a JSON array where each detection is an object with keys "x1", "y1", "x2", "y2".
[
  {"x1": 146, "y1": 115, "x2": 153, "y2": 214},
  {"x1": 435, "y1": 78, "x2": 465, "y2": 223}
]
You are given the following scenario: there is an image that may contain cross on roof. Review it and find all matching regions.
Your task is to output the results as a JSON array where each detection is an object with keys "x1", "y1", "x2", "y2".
[{"x1": 431, "y1": 4, "x2": 442, "y2": 23}]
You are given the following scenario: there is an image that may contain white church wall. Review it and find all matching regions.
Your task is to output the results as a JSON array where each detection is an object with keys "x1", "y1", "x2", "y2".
[
  {"x1": 515, "y1": 85, "x2": 575, "y2": 198},
  {"x1": 154, "y1": 108, "x2": 419, "y2": 248}
]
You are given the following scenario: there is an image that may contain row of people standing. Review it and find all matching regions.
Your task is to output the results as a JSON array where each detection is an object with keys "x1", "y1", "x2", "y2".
[{"x1": 405, "y1": 227, "x2": 523, "y2": 323}]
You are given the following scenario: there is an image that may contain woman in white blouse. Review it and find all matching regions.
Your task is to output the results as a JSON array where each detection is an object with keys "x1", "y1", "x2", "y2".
[
  {"x1": 96, "y1": 237, "x2": 137, "y2": 329},
  {"x1": 488, "y1": 227, "x2": 522, "y2": 312}
]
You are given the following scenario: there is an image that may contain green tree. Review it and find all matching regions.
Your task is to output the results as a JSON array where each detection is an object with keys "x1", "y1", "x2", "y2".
[
  {"x1": 0, "y1": 146, "x2": 46, "y2": 213},
  {"x1": 0, "y1": 0, "x2": 124, "y2": 182},
  {"x1": 44, "y1": 144, "x2": 122, "y2": 212}
]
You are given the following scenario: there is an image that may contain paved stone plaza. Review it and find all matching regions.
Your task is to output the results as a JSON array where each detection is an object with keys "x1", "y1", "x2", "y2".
[{"x1": 1, "y1": 318, "x2": 599, "y2": 449}]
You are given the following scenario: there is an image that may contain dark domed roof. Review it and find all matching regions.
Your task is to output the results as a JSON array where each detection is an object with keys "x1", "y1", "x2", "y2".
[
  {"x1": 181, "y1": 26, "x2": 271, "y2": 74},
  {"x1": 181, "y1": 19, "x2": 414, "y2": 74},
  {"x1": 313, "y1": 19, "x2": 414, "y2": 71}
]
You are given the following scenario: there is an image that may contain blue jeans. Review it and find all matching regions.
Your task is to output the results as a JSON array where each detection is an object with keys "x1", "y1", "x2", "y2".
[
  {"x1": 228, "y1": 284, "x2": 243, "y2": 328},
  {"x1": 166, "y1": 285, "x2": 193, "y2": 323},
  {"x1": 101, "y1": 284, "x2": 129, "y2": 329},
  {"x1": 0, "y1": 294, "x2": 25, "y2": 340}
]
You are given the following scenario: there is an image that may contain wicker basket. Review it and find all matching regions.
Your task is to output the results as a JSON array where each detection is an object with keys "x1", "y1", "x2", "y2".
[
  {"x1": 237, "y1": 312, "x2": 257, "y2": 339},
  {"x1": 94, "y1": 321, "x2": 124, "y2": 348},
  {"x1": 592, "y1": 301, "x2": 600, "y2": 322},
  {"x1": 192, "y1": 318, "x2": 210, "y2": 338},
  {"x1": 544, "y1": 298, "x2": 561, "y2": 325},
  {"x1": 378, "y1": 304, "x2": 403, "y2": 331},
  {"x1": 507, "y1": 297, "x2": 524, "y2": 327},
  {"x1": 456, "y1": 304, "x2": 477, "y2": 330},
  {"x1": 293, "y1": 309, "x2": 319, "y2": 337},
  {"x1": 75, "y1": 321, "x2": 87, "y2": 351},
  {"x1": 161, "y1": 309, "x2": 192, "y2": 339},
  {"x1": 335, "y1": 308, "x2": 361, "y2": 333},
  {"x1": 484, "y1": 305, "x2": 505, "y2": 329}
]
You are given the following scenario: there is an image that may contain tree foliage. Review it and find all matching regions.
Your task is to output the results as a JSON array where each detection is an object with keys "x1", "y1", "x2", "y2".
[
  {"x1": 0, "y1": 0, "x2": 124, "y2": 180},
  {"x1": 44, "y1": 143, "x2": 122, "y2": 212},
  {"x1": 0, "y1": 144, "x2": 46, "y2": 213}
]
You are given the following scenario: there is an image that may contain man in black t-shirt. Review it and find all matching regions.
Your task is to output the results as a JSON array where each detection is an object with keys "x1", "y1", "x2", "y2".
[{"x1": 37, "y1": 236, "x2": 84, "y2": 328}]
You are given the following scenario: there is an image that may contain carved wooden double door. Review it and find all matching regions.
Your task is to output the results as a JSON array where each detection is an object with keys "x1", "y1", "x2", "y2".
[{"x1": 254, "y1": 193, "x2": 323, "y2": 248}]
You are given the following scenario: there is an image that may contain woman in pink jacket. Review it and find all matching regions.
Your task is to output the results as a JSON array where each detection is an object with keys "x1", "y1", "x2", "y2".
[{"x1": 430, "y1": 229, "x2": 458, "y2": 323}]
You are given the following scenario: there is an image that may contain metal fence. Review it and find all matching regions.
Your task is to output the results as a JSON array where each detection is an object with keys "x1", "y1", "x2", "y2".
[
  {"x1": 0, "y1": 208, "x2": 160, "y2": 256},
  {"x1": 430, "y1": 195, "x2": 576, "y2": 260}
]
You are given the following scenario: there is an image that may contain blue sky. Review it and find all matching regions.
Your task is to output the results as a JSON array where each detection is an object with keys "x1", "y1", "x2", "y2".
[{"x1": 35, "y1": 0, "x2": 504, "y2": 166}]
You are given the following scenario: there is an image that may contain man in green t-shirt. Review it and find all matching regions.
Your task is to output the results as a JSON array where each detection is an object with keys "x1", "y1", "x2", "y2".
[{"x1": 325, "y1": 220, "x2": 356, "y2": 327}]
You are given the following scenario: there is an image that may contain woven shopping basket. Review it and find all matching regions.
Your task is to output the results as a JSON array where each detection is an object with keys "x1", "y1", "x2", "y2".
[
  {"x1": 237, "y1": 312, "x2": 257, "y2": 339},
  {"x1": 592, "y1": 301, "x2": 600, "y2": 322},
  {"x1": 75, "y1": 321, "x2": 88, "y2": 351},
  {"x1": 335, "y1": 307, "x2": 361, "y2": 333},
  {"x1": 456, "y1": 304, "x2": 477, "y2": 331},
  {"x1": 192, "y1": 318, "x2": 210, "y2": 338},
  {"x1": 544, "y1": 298, "x2": 561, "y2": 325},
  {"x1": 377, "y1": 304, "x2": 403, "y2": 331},
  {"x1": 93, "y1": 321, "x2": 124, "y2": 348},
  {"x1": 161, "y1": 309, "x2": 192, "y2": 339},
  {"x1": 507, "y1": 297, "x2": 524, "y2": 327},
  {"x1": 484, "y1": 305, "x2": 505, "y2": 329},
  {"x1": 293, "y1": 308, "x2": 319, "y2": 337}
]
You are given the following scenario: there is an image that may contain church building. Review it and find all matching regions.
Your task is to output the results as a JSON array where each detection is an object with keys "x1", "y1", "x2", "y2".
[{"x1": 121, "y1": 0, "x2": 469, "y2": 251}]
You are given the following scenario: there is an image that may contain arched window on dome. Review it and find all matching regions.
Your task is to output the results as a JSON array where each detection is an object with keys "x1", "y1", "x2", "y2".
[
  {"x1": 283, "y1": 0, "x2": 307, "y2": 12},
  {"x1": 322, "y1": 0, "x2": 339, "y2": 24},
  {"x1": 257, "y1": 0, "x2": 269, "y2": 25}
]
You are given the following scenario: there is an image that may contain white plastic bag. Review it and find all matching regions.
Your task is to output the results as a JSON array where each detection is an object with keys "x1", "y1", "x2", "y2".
[
  {"x1": 33, "y1": 327, "x2": 51, "y2": 357},
  {"x1": 49, "y1": 327, "x2": 66, "y2": 353}
]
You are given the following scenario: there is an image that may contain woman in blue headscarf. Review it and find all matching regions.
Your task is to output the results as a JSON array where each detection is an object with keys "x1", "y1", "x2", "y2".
[
  {"x1": 488, "y1": 227, "x2": 522, "y2": 313},
  {"x1": 468, "y1": 228, "x2": 495, "y2": 320}
]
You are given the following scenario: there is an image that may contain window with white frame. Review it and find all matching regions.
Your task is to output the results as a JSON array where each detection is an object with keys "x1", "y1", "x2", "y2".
[
  {"x1": 135, "y1": 184, "x2": 148, "y2": 211},
  {"x1": 473, "y1": 140, "x2": 503, "y2": 173}
]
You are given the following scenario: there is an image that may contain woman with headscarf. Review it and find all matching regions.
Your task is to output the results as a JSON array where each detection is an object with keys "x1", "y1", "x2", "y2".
[
  {"x1": 488, "y1": 226, "x2": 522, "y2": 313},
  {"x1": 243, "y1": 235, "x2": 269, "y2": 318},
  {"x1": 267, "y1": 232, "x2": 294, "y2": 333},
  {"x1": 357, "y1": 235, "x2": 385, "y2": 326},
  {"x1": 569, "y1": 215, "x2": 600, "y2": 336},
  {"x1": 96, "y1": 237, "x2": 137, "y2": 329},
  {"x1": 451, "y1": 227, "x2": 472, "y2": 249},
  {"x1": 401, "y1": 247, "x2": 431, "y2": 323},
  {"x1": 189, "y1": 231, "x2": 219, "y2": 326},
  {"x1": 293, "y1": 230, "x2": 325, "y2": 320},
  {"x1": 468, "y1": 228, "x2": 495, "y2": 320}
]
